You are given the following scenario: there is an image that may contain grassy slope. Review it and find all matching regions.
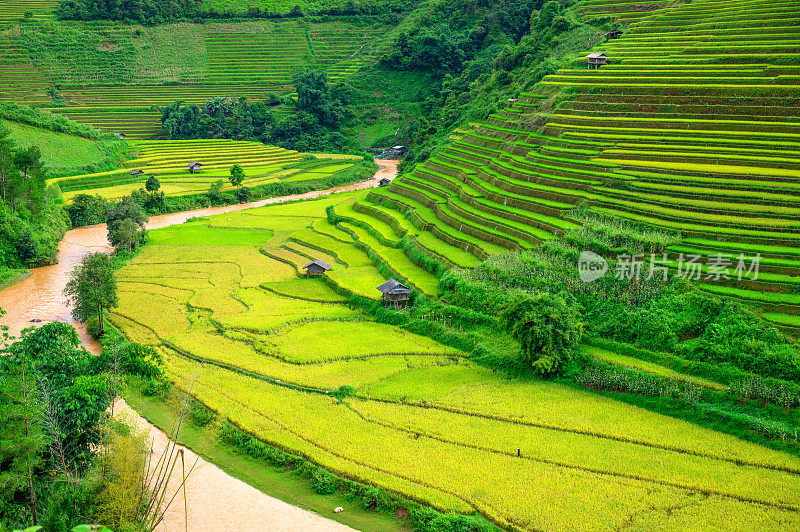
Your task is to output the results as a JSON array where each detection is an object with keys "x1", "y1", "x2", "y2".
[{"x1": 1, "y1": 118, "x2": 125, "y2": 175}]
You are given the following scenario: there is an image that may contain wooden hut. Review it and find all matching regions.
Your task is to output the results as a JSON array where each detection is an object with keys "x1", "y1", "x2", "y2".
[
  {"x1": 129, "y1": 169, "x2": 144, "y2": 176},
  {"x1": 378, "y1": 177, "x2": 391, "y2": 187},
  {"x1": 187, "y1": 161, "x2": 204, "y2": 174},
  {"x1": 587, "y1": 52, "x2": 609, "y2": 69},
  {"x1": 113, "y1": 132, "x2": 125, "y2": 140},
  {"x1": 377, "y1": 278, "x2": 412, "y2": 308},
  {"x1": 604, "y1": 30, "x2": 623, "y2": 39},
  {"x1": 303, "y1": 259, "x2": 332, "y2": 277}
]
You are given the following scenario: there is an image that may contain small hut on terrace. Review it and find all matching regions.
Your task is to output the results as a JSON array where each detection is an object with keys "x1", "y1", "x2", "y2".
[
  {"x1": 377, "y1": 278, "x2": 411, "y2": 308},
  {"x1": 587, "y1": 52, "x2": 609, "y2": 69},
  {"x1": 604, "y1": 30, "x2": 623, "y2": 39},
  {"x1": 129, "y1": 169, "x2": 144, "y2": 176},
  {"x1": 378, "y1": 177, "x2": 391, "y2": 187},
  {"x1": 188, "y1": 161, "x2": 204, "y2": 173},
  {"x1": 303, "y1": 259, "x2": 332, "y2": 277}
]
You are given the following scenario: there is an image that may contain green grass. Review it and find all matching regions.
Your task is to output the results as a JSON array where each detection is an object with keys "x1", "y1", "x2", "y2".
[
  {"x1": 0, "y1": 268, "x2": 30, "y2": 290},
  {"x1": 262, "y1": 278, "x2": 349, "y2": 303},
  {"x1": 1, "y1": 118, "x2": 125, "y2": 175},
  {"x1": 149, "y1": 223, "x2": 273, "y2": 247}
]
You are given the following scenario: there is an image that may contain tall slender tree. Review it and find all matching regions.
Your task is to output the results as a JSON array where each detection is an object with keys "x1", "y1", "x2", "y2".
[{"x1": 63, "y1": 252, "x2": 118, "y2": 335}]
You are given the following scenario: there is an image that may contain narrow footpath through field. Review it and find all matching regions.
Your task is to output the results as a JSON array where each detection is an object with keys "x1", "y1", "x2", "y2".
[{"x1": 0, "y1": 160, "x2": 398, "y2": 531}]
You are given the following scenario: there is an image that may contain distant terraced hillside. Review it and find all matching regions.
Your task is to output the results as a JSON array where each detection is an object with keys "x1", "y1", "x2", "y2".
[
  {"x1": 0, "y1": 0, "x2": 57, "y2": 25},
  {"x1": 0, "y1": 19, "x2": 388, "y2": 138},
  {"x1": 370, "y1": 0, "x2": 800, "y2": 334},
  {"x1": 49, "y1": 139, "x2": 361, "y2": 200}
]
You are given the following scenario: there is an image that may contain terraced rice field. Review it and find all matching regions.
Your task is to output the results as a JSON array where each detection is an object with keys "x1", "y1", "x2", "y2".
[
  {"x1": 0, "y1": 0, "x2": 56, "y2": 25},
  {"x1": 373, "y1": 0, "x2": 800, "y2": 334},
  {"x1": 0, "y1": 19, "x2": 387, "y2": 137},
  {"x1": 50, "y1": 139, "x2": 361, "y2": 200},
  {"x1": 205, "y1": 21, "x2": 383, "y2": 83},
  {"x1": 112, "y1": 192, "x2": 800, "y2": 530}
]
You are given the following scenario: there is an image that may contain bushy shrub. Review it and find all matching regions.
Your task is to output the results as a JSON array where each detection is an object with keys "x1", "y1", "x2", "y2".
[
  {"x1": 188, "y1": 398, "x2": 216, "y2": 427},
  {"x1": 311, "y1": 470, "x2": 339, "y2": 495},
  {"x1": 501, "y1": 292, "x2": 583, "y2": 374}
]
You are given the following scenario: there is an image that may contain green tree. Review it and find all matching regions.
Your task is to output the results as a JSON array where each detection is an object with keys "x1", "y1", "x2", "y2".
[
  {"x1": 144, "y1": 175, "x2": 160, "y2": 192},
  {"x1": 293, "y1": 70, "x2": 346, "y2": 128},
  {"x1": 0, "y1": 364, "x2": 46, "y2": 525},
  {"x1": 63, "y1": 253, "x2": 118, "y2": 335},
  {"x1": 110, "y1": 218, "x2": 140, "y2": 253},
  {"x1": 208, "y1": 179, "x2": 225, "y2": 204},
  {"x1": 0, "y1": 125, "x2": 21, "y2": 209},
  {"x1": 501, "y1": 293, "x2": 583, "y2": 375},
  {"x1": 229, "y1": 164, "x2": 245, "y2": 188},
  {"x1": 106, "y1": 197, "x2": 147, "y2": 251},
  {"x1": 4, "y1": 322, "x2": 112, "y2": 471},
  {"x1": 65, "y1": 194, "x2": 109, "y2": 227},
  {"x1": 12, "y1": 146, "x2": 46, "y2": 211}
]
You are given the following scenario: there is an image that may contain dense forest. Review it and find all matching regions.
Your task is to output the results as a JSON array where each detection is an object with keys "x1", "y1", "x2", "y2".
[
  {"x1": 55, "y1": 0, "x2": 413, "y2": 23},
  {"x1": 156, "y1": 71, "x2": 352, "y2": 152}
]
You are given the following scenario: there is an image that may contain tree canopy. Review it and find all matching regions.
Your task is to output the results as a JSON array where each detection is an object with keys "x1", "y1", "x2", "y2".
[
  {"x1": 0, "y1": 127, "x2": 68, "y2": 269},
  {"x1": 63, "y1": 252, "x2": 118, "y2": 335},
  {"x1": 501, "y1": 292, "x2": 583, "y2": 375}
]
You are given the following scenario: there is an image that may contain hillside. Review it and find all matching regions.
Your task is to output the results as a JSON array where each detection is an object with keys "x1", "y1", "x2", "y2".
[
  {"x1": 374, "y1": 0, "x2": 800, "y2": 334},
  {"x1": 109, "y1": 191, "x2": 800, "y2": 531},
  {"x1": 0, "y1": 18, "x2": 403, "y2": 139},
  {"x1": 2, "y1": 0, "x2": 800, "y2": 531}
]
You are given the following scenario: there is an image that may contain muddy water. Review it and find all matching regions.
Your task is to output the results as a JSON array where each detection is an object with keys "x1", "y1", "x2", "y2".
[{"x1": 0, "y1": 160, "x2": 398, "y2": 531}]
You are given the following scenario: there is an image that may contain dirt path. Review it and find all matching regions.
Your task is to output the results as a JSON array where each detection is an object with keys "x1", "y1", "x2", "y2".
[{"x1": 0, "y1": 160, "x2": 398, "y2": 531}]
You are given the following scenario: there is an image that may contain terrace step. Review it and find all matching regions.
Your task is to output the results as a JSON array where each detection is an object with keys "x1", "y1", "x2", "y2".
[
  {"x1": 369, "y1": 188, "x2": 506, "y2": 257},
  {"x1": 698, "y1": 284, "x2": 800, "y2": 315},
  {"x1": 594, "y1": 186, "x2": 800, "y2": 220}
]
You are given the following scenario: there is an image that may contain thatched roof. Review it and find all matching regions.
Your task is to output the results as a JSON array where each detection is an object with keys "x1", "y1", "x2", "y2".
[
  {"x1": 130, "y1": 169, "x2": 143, "y2": 175},
  {"x1": 187, "y1": 161, "x2": 204, "y2": 168},
  {"x1": 587, "y1": 52, "x2": 609, "y2": 59},
  {"x1": 377, "y1": 278, "x2": 411, "y2": 294},
  {"x1": 303, "y1": 259, "x2": 332, "y2": 271}
]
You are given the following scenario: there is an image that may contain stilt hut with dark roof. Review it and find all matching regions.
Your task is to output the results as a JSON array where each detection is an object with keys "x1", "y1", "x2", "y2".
[
  {"x1": 377, "y1": 278, "x2": 412, "y2": 308},
  {"x1": 188, "y1": 161, "x2": 204, "y2": 174},
  {"x1": 587, "y1": 52, "x2": 609, "y2": 69},
  {"x1": 303, "y1": 259, "x2": 332, "y2": 277},
  {"x1": 378, "y1": 177, "x2": 391, "y2": 187}
]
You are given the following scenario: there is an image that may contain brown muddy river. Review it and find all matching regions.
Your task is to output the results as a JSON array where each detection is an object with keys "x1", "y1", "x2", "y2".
[{"x1": 0, "y1": 161, "x2": 398, "y2": 531}]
